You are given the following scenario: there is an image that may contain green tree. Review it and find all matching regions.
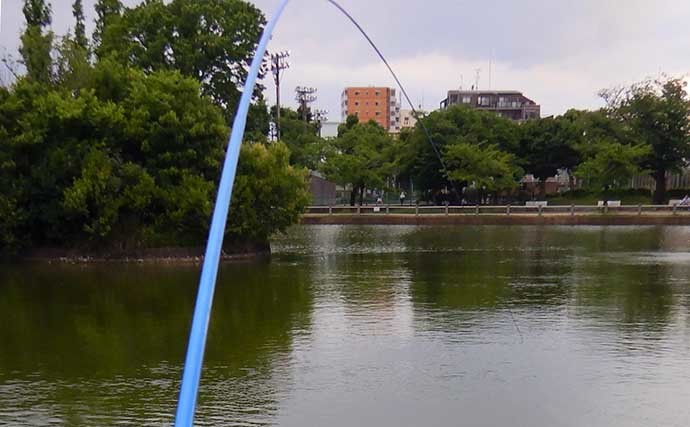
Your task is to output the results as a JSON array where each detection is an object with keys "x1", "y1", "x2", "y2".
[
  {"x1": 93, "y1": 0, "x2": 123, "y2": 56},
  {"x1": 72, "y1": 0, "x2": 88, "y2": 51},
  {"x1": 277, "y1": 107, "x2": 326, "y2": 170},
  {"x1": 20, "y1": 0, "x2": 54, "y2": 83},
  {"x1": 324, "y1": 120, "x2": 393, "y2": 206},
  {"x1": 518, "y1": 114, "x2": 581, "y2": 193},
  {"x1": 444, "y1": 142, "x2": 522, "y2": 204},
  {"x1": 575, "y1": 141, "x2": 650, "y2": 195},
  {"x1": 227, "y1": 142, "x2": 310, "y2": 247},
  {"x1": 601, "y1": 77, "x2": 690, "y2": 203},
  {"x1": 399, "y1": 106, "x2": 520, "y2": 199},
  {"x1": 99, "y1": 0, "x2": 266, "y2": 116},
  {"x1": 56, "y1": 1, "x2": 92, "y2": 91}
]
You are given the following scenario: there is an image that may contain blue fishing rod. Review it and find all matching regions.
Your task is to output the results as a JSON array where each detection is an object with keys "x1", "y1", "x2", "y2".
[
  {"x1": 173, "y1": 1, "x2": 458, "y2": 425},
  {"x1": 173, "y1": 1, "x2": 291, "y2": 425}
]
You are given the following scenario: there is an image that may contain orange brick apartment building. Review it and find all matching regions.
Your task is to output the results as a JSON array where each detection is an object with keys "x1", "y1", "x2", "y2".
[{"x1": 341, "y1": 87, "x2": 401, "y2": 133}]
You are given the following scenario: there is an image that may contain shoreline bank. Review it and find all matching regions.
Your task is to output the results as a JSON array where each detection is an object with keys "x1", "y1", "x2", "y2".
[
  {"x1": 301, "y1": 213, "x2": 690, "y2": 226},
  {"x1": 10, "y1": 244, "x2": 271, "y2": 264}
]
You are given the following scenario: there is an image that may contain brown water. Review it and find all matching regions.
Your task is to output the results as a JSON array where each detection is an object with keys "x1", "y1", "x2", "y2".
[{"x1": 2, "y1": 225, "x2": 690, "y2": 426}]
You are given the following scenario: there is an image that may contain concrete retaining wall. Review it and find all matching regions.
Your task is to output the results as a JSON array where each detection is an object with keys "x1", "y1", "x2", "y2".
[{"x1": 301, "y1": 214, "x2": 690, "y2": 226}]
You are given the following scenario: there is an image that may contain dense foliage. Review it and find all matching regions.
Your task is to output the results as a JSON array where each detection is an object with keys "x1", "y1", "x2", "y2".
[
  {"x1": 322, "y1": 118, "x2": 395, "y2": 206},
  {"x1": 0, "y1": 0, "x2": 308, "y2": 255},
  {"x1": 601, "y1": 78, "x2": 690, "y2": 203},
  {"x1": 389, "y1": 78, "x2": 690, "y2": 205}
]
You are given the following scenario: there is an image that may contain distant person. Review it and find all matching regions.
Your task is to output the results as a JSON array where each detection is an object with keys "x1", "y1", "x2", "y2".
[{"x1": 399, "y1": 191, "x2": 406, "y2": 205}]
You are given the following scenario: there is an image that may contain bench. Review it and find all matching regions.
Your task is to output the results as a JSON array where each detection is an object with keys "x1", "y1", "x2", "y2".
[{"x1": 598, "y1": 200, "x2": 621, "y2": 207}]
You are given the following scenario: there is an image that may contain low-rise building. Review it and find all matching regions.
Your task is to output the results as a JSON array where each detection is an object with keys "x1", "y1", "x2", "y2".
[
  {"x1": 440, "y1": 90, "x2": 541, "y2": 121},
  {"x1": 399, "y1": 109, "x2": 419, "y2": 131}
]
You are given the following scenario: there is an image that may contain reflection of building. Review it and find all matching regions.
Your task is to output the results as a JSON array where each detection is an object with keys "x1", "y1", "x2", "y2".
[
  {"x1": 341, "y1": 87, "x2": 401, "y2": 132},
  {"x1": 440, "y1": 90, "x2": 540, "y2": 121}
]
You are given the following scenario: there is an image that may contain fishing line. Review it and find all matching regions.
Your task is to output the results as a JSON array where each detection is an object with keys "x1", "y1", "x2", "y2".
[
  {"x1": 324, "y1": 0, "x2": 522, "y2": 341},
  {"x1": 326, "y1": 0, "x2": 525, "y2": 343},
  {"x1": 175, "y1": 1, "x2": 524, "y2": 425},
  {"x1": 325, "y1": 0, "x2": 462, "y2": 200}
]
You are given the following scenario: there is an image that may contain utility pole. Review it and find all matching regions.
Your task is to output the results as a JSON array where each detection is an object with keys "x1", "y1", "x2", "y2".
[
  {"x1": 270, "y1": 51, "x2": 290, "y2": 141},
  {"x1": 313, "y1": 109, "x2": 328, "y2": 137},
  {"x1": 295, "y1": 86, "x2": 317, "y2": 121}
]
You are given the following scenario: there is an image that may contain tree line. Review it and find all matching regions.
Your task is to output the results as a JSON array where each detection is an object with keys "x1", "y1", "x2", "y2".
[
  {"x1": 282, "y1": 78, "x2": 690, "y2": 206},
  {"x1": 3, "y1": 1, "x2": 689, "y2": 256},
  {"x1": 0, "y1": 0, "x2": 309, "y2": 255}
]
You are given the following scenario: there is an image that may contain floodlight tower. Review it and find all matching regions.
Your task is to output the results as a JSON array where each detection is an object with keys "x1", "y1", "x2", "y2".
[
  {"x1": 270, "y1": 51, "x2": 290, "y2": 140},
  {"x1": 295, "y1": 86, "x2": 317, "y2": 121}
]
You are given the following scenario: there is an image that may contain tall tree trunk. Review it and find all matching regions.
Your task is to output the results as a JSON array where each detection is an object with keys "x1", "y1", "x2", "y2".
[
  {"x1": 653, "y1": 169, "x2": 667, "y2": 205},
  {"x1": 350, "y1": 186, "x2": 357, "y2": 206},
  {"x1": 539, "y1": 180, "x2": 547, "y2": 199},
  {"x1": 359, "y1": 186, "x2": 365, "y2": 206}
]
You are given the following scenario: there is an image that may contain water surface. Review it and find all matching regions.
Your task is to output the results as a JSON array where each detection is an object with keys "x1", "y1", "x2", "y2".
[{"x1": 2, "y1": 225, "x2": 690, "y2": 426}]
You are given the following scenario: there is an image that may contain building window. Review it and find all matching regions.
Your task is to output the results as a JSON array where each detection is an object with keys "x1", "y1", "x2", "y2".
[
  {"x1": 375, "y1": 91, "x2": 380, "y2": 96},
  {"x1": 375, "y1": 102, "x2": 379, "y2": 106},
  {"x1": 462, "y1": 96, "x2": 471, "y2": 104},
  {"x1": 355, "y1": 101, "x2": 359, "y2": 106},
  {"x1": 375, "y1": 111, "x2": 381, "y2": 116},
  {"x1": 478, "y1": 96, "x2": 491, "y2": 106}
]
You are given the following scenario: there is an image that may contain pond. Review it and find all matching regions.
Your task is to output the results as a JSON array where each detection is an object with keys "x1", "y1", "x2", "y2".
[{"x1": 2, "y1": 225, "x2": 690, "y2": 426}]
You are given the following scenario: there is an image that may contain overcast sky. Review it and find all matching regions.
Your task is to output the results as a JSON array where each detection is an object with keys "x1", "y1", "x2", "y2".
[{"x1": 2, "y1": 0, "x2": 690, "y2": 120}]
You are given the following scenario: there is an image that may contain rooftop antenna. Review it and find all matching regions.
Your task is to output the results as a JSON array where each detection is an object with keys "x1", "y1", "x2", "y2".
[
  {"x1": 459, "y1": 74, "x2": 464, "y2": 90},
  {"x1": 489, "y1": 51, "x2": 493, "y2": 90},
  {"x1": 474, "y1": 68, "x2": 481, "y2": 91}
]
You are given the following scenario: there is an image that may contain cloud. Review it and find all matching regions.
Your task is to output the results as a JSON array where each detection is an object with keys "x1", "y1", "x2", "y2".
[
  {"x1": 256, "y1": 0, "x2": 690, "y2": 119},
  {"x1": 2, "y1": 0, "x2": 690, "y2": 119}
]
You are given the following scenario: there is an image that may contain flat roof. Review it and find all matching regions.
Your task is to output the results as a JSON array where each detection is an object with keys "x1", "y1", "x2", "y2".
[{"x1": 447, "y1": 90, "x2": 523, "y2": 95}]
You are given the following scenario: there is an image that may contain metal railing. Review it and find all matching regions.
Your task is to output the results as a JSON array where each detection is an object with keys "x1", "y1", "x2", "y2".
[{"x1": 305, "y1": 205, "x2": 690, "y2": 216}]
